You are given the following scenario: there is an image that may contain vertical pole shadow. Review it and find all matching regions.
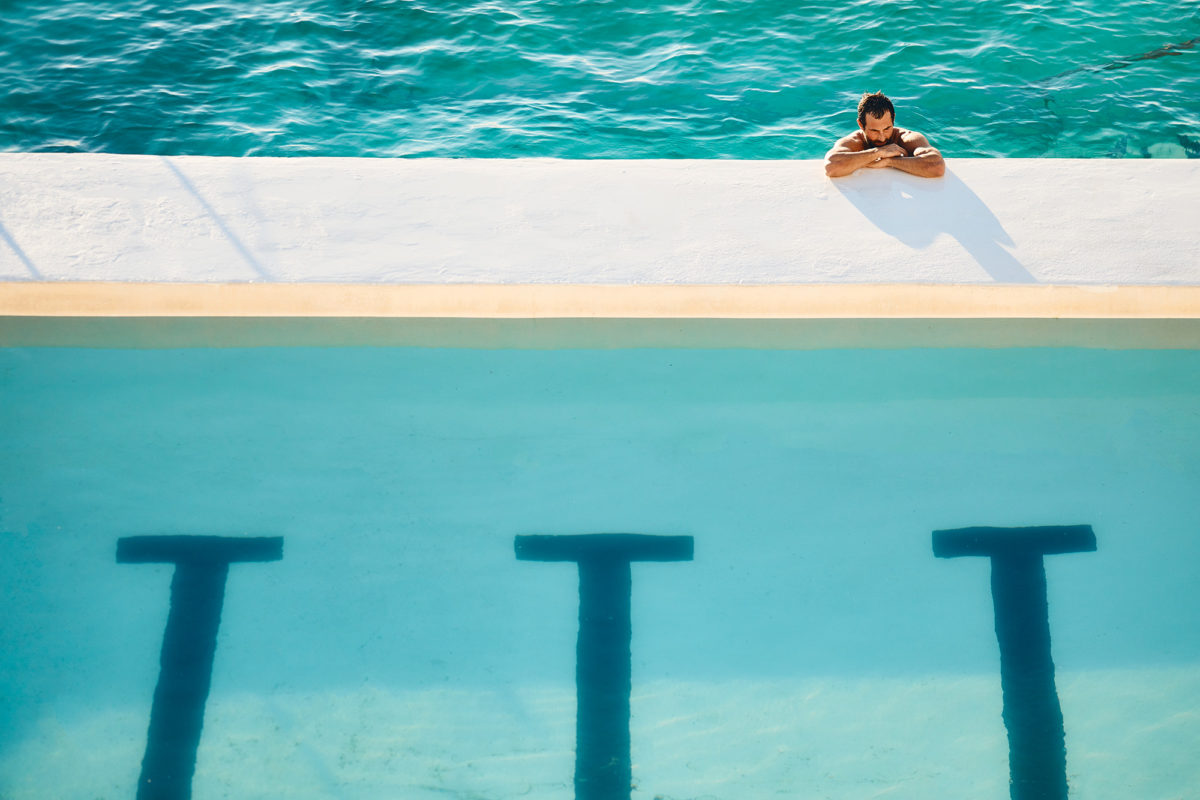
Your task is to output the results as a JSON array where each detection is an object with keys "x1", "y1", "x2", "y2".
[
  {"x1": 0, "y1": 215, "x2": 43, "y2": 279},
  {"x1": 160, "y1": 157, "x2": 273, "y2": 281}
]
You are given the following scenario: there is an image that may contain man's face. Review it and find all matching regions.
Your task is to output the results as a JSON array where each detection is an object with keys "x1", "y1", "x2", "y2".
[{"x1": 859, "y1": 111, "x2": 895, "y2": 147}]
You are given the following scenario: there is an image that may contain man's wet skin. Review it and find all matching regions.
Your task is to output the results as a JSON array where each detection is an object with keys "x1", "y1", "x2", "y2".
[{"x1": 824, "y1": 94, "x2": 944, "y2": 178}]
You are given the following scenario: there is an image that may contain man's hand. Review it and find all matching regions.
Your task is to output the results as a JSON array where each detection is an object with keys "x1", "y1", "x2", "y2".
[{"x1": 865, "y1": 144, "x2": 905, "y2": 167}]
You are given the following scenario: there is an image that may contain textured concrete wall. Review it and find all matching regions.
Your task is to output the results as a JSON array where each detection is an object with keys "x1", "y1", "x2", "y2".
[
  {"x1": 2, "y1": 155, "x2": 1197, "y2": 318},
  {"x1": 1, "y1": 154, "x2": 1197, "y2": 285}
]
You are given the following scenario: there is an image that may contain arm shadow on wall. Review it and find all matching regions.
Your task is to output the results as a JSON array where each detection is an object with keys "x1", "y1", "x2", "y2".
[{"x1": 831, "y1": 169, "x2": 1035, "y2": 284}]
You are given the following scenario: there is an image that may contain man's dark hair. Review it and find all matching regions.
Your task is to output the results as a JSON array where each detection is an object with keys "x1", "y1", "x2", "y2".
[{"x1": 857, "y1": 91, "x2": 895, "y2": 126}]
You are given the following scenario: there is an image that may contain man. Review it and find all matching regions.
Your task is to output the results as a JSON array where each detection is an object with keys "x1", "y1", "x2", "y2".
[{"x1": 824, "y1": 92, "x2": 945, "y2": 178}]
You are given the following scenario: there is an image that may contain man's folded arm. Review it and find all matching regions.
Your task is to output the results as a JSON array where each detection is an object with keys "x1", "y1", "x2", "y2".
[
  {"x1": 881, "y1": 134, "x2": 945, "y2": 177},
  {"x1": 825, "y1": 139, "x2": 883, "y2": 177}
]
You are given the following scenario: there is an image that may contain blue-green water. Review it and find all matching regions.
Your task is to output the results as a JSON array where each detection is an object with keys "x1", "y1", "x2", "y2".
[
  {"x1": 2, "y1": 0, "x2": 1197, "y2": 158},
  {"x1": 2, "y1": 338, "x2": 1200, "y2": 797}
]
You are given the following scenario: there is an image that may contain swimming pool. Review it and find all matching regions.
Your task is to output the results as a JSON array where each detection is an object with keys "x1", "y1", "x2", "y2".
[
  {"x1": 2, "y1": 0, "x2": 1197, "y2": 158},
  {"x1": 2, "y1": 318, "x2": 1198, "y2": 798}
]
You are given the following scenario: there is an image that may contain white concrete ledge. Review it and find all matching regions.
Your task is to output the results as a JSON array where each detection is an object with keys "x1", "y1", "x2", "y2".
[{"x1": 1, "y1": 155, "x2": 1198, "y2": 318}]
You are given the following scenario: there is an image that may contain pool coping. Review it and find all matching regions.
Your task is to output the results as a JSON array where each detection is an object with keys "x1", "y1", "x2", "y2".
[
  {"x1": 4, "y1": 282, "x2": 1200, "y2": 319},
  {"x1": 3, "y1": 156, "x2": 1199, "y2": 288}
]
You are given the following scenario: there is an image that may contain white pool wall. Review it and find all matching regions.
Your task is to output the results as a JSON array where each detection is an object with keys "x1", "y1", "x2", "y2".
[{"x1": 1, "y1": 155, "x2": 1198, "y2": 289}]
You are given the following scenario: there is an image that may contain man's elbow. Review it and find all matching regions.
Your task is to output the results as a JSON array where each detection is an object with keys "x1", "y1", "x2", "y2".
[
  {"x1": 824, "y1": 159, "x2": 848, "y2": 178},
  {"x1": 922, "y1": 152, "x2": 945, "y2": 177}
]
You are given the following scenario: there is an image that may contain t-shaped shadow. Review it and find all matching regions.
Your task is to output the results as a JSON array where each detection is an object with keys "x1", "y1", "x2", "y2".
[{"x1": 832, "y1": 168, "x2": 1035, "y2": 283}]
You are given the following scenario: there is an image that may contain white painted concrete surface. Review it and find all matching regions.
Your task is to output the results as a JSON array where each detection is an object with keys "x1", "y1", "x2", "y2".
[{"x1": 0, "y1": 154, "x2": 1196, "y2": 286}]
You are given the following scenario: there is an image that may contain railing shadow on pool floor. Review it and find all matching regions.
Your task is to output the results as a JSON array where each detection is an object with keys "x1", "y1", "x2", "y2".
[{"x1": 832, "y1": 168, "x2": 1036, "y2": 284}]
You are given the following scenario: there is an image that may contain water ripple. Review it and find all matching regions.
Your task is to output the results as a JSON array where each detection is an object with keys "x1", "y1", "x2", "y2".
[{"x1": 0, "y1": 0, "x2": 1196, "y2": 157}]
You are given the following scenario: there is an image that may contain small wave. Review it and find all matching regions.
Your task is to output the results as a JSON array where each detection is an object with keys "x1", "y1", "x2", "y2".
[{"x1": 0, "y1": 0, "x2": 1196, "y2": 158}]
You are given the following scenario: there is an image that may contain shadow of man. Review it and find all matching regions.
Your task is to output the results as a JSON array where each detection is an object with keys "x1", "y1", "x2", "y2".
[{"x1": 831, "y1": 169, "x2": 1035, "y2": 283}]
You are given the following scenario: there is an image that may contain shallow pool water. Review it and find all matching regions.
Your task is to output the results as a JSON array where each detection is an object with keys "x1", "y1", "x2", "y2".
[{"x1": 2, "y1": 334, "x2": 1198, "y2": 797}]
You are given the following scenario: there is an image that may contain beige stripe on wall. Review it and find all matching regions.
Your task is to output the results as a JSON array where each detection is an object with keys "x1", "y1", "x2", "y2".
[{"x1": 3, "y1": 282, "x2": 1200, "y2": 319}]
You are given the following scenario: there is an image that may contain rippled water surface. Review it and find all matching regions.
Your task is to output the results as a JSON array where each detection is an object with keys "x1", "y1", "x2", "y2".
[{"x1": 2, "y1": 0, "x2": 1198, "y2": 158}]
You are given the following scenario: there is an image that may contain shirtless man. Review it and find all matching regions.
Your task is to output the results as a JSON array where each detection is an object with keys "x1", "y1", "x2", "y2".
[{"x1": 824, "y1": 92, "x2": 945, "y2": 178}]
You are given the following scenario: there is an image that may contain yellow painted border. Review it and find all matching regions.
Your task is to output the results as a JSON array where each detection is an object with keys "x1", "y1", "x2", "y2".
[
  {"x1": 4, "y1": 282, "x2": 1200, "y2": 348},
  {"x1": 2, "y1": 282, "x2": 1200, "y2": 319}
]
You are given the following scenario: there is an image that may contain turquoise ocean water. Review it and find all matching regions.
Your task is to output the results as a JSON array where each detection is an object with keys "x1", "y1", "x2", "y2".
[{"x1": 2, "y1": 0, "x2": 1198, "y2": 158}]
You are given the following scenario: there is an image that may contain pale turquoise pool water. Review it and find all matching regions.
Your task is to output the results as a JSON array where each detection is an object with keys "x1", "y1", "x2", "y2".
[
  {"x1": 2, "y1": 331, "x2": 1199, "y2": 797},
  {"x1": 1, "y1": 0, "x2": 1197, "y2": 158}
]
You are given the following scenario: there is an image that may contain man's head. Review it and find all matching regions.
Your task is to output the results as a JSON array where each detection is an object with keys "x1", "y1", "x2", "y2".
[{"x1": 857, "y1": 91, "x2": 896, "y2": 147}]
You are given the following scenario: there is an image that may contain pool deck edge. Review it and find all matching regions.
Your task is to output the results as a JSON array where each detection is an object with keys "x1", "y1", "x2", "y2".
[{"x1": 4, "y1": 282, "x2": 1200, "y2": 319}]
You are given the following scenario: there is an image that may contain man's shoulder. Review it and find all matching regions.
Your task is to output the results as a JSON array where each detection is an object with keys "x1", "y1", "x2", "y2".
[
  {"x1": 897, "y1": 128, "x2": 940, "y2": 155},
  {"x1": 897, "y1": 127, "x2": 931, "y2": 146},
  {"x1": 831, "y1": 130, "x2": 867, "y2": 151}
]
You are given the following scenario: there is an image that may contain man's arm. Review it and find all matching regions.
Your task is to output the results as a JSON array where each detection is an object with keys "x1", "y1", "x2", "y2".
[
  {"x1": 867, "y1": 132, "x2": 945, "y2": 178},
  {"x1": 824, "y1": 135, "x2": 904, "y2": 178}
]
